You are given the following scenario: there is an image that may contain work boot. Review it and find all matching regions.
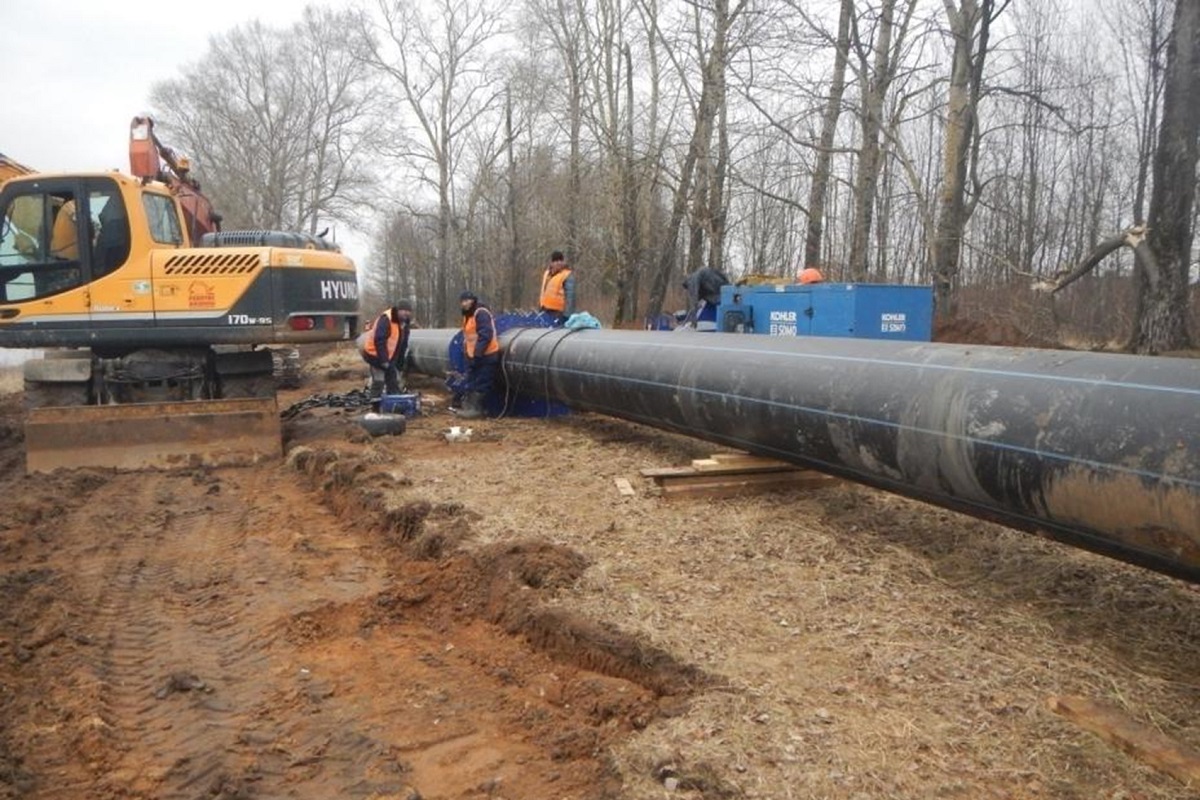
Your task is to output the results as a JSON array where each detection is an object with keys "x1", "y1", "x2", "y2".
[{"x1": 455, "y1": 392, "x2": 486, "y2": 419}]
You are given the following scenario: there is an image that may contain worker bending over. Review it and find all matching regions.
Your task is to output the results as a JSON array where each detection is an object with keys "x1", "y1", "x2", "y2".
[
  {"x1": 360, "y1": 302, "x2": 413, "y2": 398},
  {"x1": 456, "y1": 291, "x2": 501, "y2": 419},
  {"x1": 680, "y1": 266, "x2": 731, "y2": 330},
  {"x1": 539, "y1": 250, "x2": 576, "y2": 326}
]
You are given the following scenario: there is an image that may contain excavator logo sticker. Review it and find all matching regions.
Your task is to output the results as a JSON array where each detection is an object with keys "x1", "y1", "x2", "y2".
[
  {"x1": 319, "y1": 279, "x2": 358, "y2": 301},
  {"x1": 188, "y1": 281, "x2": 216, "y2": 309}
]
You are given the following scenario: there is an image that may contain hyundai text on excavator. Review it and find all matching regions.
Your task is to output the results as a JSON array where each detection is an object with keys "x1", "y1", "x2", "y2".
[{"x1": 0, "y1": 118, "x2": 360, "y2": 471}]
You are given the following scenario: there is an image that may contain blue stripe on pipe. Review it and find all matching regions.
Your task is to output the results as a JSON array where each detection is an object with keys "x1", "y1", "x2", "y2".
[{"x1": 535, "y1": 335, "x2": 1200, "y2": 398}]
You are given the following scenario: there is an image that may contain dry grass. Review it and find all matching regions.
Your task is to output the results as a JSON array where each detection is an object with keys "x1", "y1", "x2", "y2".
[{"x1": 287, "y1": 368, "x2": 1200, "y2": 799}]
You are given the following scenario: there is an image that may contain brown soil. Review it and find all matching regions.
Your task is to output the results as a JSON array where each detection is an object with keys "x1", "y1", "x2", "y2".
[
  {"x1": 2, "y1": 345, "x2": 1199, "y2": 799},
  {"x1": 933, "y1": 317, "x2": 1061, "y2": 348}
]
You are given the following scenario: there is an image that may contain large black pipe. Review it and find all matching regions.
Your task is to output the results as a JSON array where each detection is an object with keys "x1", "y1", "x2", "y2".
[{"x1": 410, "y1": 328, "x2": 1200, "y2": 583}]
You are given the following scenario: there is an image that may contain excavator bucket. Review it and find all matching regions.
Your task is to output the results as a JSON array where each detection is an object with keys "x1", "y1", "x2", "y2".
[{"x1": 24, "y1": 397, "x2": 282, "y2": 474}]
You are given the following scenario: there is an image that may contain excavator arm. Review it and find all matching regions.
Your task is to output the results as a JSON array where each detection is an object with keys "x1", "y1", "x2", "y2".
[
  {"x1": 0, "y1": 152, "x2": 35, "y2": 185},
  {"x1": 128, "y1": 116, "x2": 221, "y2": 242}
]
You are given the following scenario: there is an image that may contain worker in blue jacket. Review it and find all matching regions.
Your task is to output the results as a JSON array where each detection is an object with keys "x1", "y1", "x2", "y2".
[
  {"x1": 680, "y1": 266, "x2": 731, "y2": 330},
  {"x1": 455, "y1": 291, "x2": 501, "y2": 419},
  {"x1": 360, "y1": 301, "x2": 413, "y2": 397}
]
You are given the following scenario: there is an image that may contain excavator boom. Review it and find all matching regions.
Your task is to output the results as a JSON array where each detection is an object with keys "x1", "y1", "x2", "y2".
[{"x1": 0, "y1": 152, "x2": 35, "y2": 184}]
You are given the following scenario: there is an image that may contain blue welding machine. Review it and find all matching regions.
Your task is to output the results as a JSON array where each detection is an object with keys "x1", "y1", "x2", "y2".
[{"x1": 717, "y1": 283, "x2": 933, "y2": 342}]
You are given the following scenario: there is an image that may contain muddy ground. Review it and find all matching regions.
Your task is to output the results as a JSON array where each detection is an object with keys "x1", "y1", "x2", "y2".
[{"x1": 1, "y1": 344, "x2": 1199, "y2": 799}]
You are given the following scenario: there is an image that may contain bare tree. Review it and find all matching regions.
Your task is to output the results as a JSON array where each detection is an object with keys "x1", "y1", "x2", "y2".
[
  {"x1": 645, "y1": 0, "x2": 749, "y2": 318},
  {"x1": 151, "y1": 9, "x2": 377, "y2": 233},
  {"x1": 293, "y1": 7, "x2": 382, "y2": 235},
  {"x1": 614, "y1": 43, "x2": 641, "y2": 326},
  {"x1": 531, "y1": 0, "x2": 591, "y2": 262},
  {"x1": 846, "y1": 0, "x2": 919, "y2": 281},
  {"x1": 930, "y1": 0, "x2": 1004, "y2": 316},
  {"x1": 803, "y1": 0, "x2": 853, "y2": 272},
  {"x1": 504, "y1": 87, "x2": 525, "y2": 308},
  {"x1": 359, "y1": 0, "x2": 504, "y2": 325},
  {"x1": 1103, "y1": 0, "x2": 1171, "y2": 225},
  {"x1": 1042, "y1": 0, "x2": 1197, "y2": 353},
  {"x1": 1131, "y1": 0, "x2": 1198, "y2": 352}
]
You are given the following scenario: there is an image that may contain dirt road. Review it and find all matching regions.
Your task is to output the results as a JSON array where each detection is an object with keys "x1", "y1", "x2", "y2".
[{"x1": 2, "y1": 349, "x2": 1200, "y2": 799}]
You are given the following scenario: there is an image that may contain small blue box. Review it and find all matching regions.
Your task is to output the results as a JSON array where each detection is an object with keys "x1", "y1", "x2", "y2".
[{"x1": 379, "y1": 393, "x2": 420, "y2": 416}]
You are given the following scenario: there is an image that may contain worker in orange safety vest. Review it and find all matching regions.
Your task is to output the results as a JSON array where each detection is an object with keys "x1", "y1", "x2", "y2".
[
  {"x1": 455, "y1": 291, "x2": 501, "y2": 419},
  {"x1": 538, "y1": 250, "x2": 576, "y2": 326},
  {"x1": 359, "y1": 301, "x2": 413, "y2": 397}
]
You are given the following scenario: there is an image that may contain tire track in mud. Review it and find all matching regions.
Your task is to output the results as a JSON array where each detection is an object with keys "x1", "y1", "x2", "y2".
[
  {"x1": 8, "y1": 436, "x2": 713, "y2": 798},
  {"x1": 54, "y1": 476, "x2": 253, "y2": 797},
  {"x1": 18, "y1": 476, "x2": 174, "y2": 796},
  {"x1": 13, "y1": 468, "x2": 395, "y2": 799}
]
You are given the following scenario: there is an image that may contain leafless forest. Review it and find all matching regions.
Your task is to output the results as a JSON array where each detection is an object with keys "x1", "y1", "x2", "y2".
[{"x1": 150, "y1": 0, "x2": 1199, "y2": 349}]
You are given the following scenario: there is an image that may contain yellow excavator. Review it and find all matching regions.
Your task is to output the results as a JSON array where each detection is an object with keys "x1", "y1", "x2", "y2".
[{"x1": 0, "y1": 118, "x2": 361, "y2": 472}]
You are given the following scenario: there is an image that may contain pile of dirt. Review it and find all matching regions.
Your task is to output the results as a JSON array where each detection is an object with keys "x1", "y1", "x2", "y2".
[{"x1": 934, "y1": 316, "x2": 1061, "y2": 348}]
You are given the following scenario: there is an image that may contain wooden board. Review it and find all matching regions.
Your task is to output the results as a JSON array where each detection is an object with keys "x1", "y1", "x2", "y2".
[
  {"x1": 641, "y1": 451, "x2": 837, "y2": 500},
  {"x1": 692, "y1": 456, "x2": 798, "y2": 473},
  {"x1": 1047, "y1": 695, "x2": 1200, "y2": 787},
  {"x1": 641, "y1": 453, "x2": 801, "y2": 479},
  {"x1": 658, "y1": 471, "x2": 834, "y2": 500},
  {"x1": 710, "y1": 452, "x2": 789, "y2": 465}
]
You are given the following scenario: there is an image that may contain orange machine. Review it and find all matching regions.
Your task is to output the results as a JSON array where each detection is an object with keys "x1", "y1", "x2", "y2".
[{"x1": 0, "y1": 119, "x2": 361, "y2": 471}]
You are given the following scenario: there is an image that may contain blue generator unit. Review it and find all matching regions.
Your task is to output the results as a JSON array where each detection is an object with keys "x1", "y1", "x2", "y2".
[{"x1": 717, "y1": 283, "x2": 933, "y2": 342}]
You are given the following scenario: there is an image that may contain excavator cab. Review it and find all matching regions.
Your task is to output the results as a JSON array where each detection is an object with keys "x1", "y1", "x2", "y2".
[
  {"x1": 0, "y1": 177, "x2": 131, "y2": 303},
  {"x1": 0, "y1": 182, "x2": 84, "y2": 300}
]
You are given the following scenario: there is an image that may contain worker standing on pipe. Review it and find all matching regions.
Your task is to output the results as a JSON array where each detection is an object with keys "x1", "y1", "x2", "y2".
[
  {"x1": 538, "y1": 250, "x2": 576, "y2": 326},
  {"x1": 359, "y1": 301, "x2": 413, "y2": 398},
  {"x1": 455, "y1": 291, "x2": 501, "y2": 419},
  {"x1": 680, "y1": 266, "x2": 731, "y2": 330}
]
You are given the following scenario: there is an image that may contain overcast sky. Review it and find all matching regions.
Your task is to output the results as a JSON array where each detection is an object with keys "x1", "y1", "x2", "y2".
[{"x1": 0, "y1": 0, "x2": 370, "y2": 265}]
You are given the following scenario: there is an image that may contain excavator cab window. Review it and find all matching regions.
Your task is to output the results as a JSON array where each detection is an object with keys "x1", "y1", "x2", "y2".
[
  {"x1": 0, "y1": 182, "x2": 86, "y2": 301},
  {"x1": 87, "y1": 182, "x2": 131, "y2": 277},
  {"x1": 142, "y1": 191, "x2": 183, "y2": 246}
]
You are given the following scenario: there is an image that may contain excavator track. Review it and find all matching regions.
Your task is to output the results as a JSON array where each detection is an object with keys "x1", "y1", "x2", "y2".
[{"x1": 24, "y1": 397, "x2": 281, "y2": 473}]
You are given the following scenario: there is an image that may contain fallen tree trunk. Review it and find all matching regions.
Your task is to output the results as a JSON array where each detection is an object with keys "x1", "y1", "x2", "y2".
[{"x1": 1040, "y1": 226, "x2": 1157, "y2": 296}]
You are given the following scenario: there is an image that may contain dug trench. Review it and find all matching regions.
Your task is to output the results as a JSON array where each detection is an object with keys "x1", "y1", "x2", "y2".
[
  {"x1": 284, "y1": 442, "x2": 720, "y2": 788},
  {"x1": 0, "y1": 385, "x2": 720, "y2": 799}
]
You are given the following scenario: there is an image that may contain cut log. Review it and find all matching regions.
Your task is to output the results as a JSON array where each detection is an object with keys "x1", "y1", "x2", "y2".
[{"x1": 1047, "y1": 695, "x2": 1200, "y2": 787}]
